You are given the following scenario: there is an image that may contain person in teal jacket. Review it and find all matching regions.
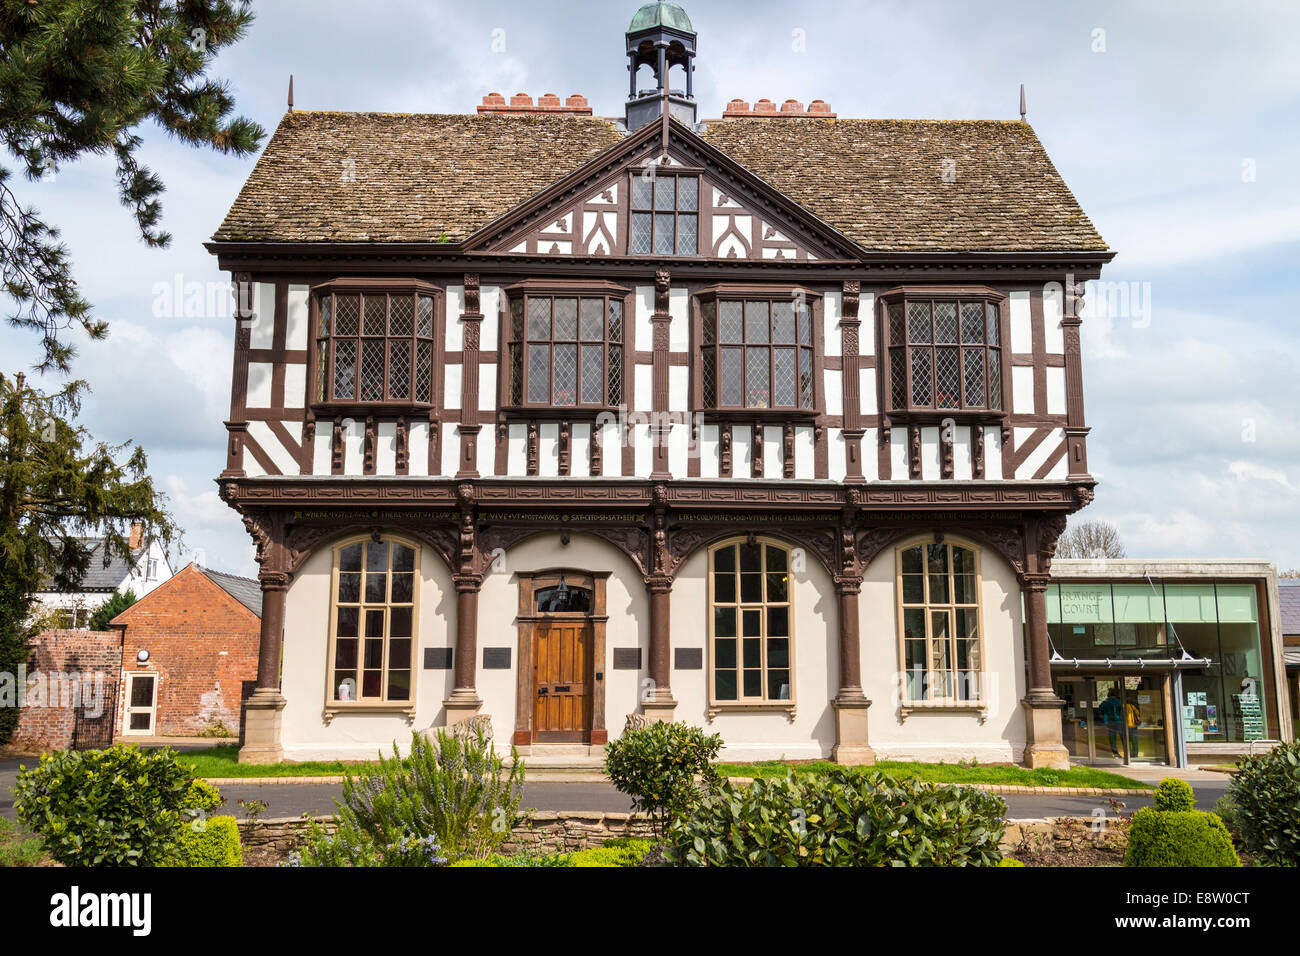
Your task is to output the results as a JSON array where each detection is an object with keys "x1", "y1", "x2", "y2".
[{"x1": 1097, "y1": 688, "x2": 1123, "y2": 758}]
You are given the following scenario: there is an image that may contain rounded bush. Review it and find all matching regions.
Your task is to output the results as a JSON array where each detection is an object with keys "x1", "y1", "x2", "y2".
[
  {"x1": 604, "y1": 722, "x2": 723, "y2": 835},
  {"x1": 169, "y1": 816, "x2": 242, "y2": 867},
  {"x1": 1153, "y1": 777, "x2": 1195, "y2": 812},
  {"x1": 666, "y1": 768, "x2": 1007, "y2": 867},
  {"x1": 996, "y1": 857, "x2": 1025, "y2": 867},
  {"x1": 1227, "y1": 740, "x2": 1300, "y2": 866},
  {"x1": 14, "y1": 744, "x2": 196, "y2": 867},
  {"x1": 1123, "y1": 807, "x2": 1239, "y2": 867}
]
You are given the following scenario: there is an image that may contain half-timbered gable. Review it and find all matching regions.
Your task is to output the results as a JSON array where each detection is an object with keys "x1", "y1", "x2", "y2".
[{"x1": 213, "y1": 3, "x2": 1113, "y2": 769}]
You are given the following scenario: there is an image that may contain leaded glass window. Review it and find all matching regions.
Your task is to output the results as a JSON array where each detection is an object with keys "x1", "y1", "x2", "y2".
[
  {"x1": 884, "y1": 296, "x2": 1003, "y2": 413},
  {"x1": 630, "y1": 174, "x2": 699, "y2": 256},
  {"x1": 316, "y1": 290, "x2": 436, "y2": 405},
  {"x1": 699, "y1": 296, "x2": 816, "y2": 410},
  {"x1": 507, "y1": 293, "x2": 625, "y2": 408}
]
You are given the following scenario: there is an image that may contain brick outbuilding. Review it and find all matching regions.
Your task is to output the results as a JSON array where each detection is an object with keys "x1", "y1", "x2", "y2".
[{"x1": 111, "y1": 564, "x2": 261, "y2": 738}]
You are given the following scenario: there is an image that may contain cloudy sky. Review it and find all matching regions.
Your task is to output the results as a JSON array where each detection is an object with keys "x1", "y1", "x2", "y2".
[{"x1": 3, "y1": 0, "x2": 1298, "y2": 576}]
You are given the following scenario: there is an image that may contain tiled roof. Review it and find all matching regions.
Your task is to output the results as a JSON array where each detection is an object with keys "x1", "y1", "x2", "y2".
[
  {"x1": 37, "y1": 538, "x2": 136, "y2": 593},
  {"x1": 214, "y1": 111, "x2": 625, "y2": 243},
  {"x1": 698, "y1": 118, "x2": 1107, "y2": 252},
  {"x1": 213, "y1": 111, "x2": 1107, "y2": 253},
  {"x1": 200, "y1": 567, "x2": 263, "y2": 618},
  {"x1": 1279, "y1": 579, "x2": 1300, "y2": 636}
]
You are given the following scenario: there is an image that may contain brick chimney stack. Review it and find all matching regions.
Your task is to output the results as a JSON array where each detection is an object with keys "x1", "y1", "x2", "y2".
[{"x1": 128, "y1": 522, "x2": 144, "y2": 551}]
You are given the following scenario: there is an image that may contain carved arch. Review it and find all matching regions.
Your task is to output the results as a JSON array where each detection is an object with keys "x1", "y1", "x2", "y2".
[
  {"x1": 283, "y1": 522, "x2": 459, "y2": 577},
  {"x1": 665, "y1": 524, "x2": 839, "y2": 581}
]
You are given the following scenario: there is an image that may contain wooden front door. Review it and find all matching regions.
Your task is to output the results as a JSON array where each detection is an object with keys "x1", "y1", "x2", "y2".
[{"x1": 533, "y1": 620, "x2": 594, "y2": 742}]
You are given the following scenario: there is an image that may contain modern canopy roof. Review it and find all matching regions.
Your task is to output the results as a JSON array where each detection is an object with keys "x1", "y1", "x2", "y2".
[{"x1": 211, "y1": 109, "x2": 1108, "y2": 254}]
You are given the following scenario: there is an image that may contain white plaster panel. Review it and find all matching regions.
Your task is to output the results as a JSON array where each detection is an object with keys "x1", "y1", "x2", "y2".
[
  {"x1": 634, "y1": 285, "x2": 653, "y2": 351},
  {"x1": 823, "y1": 290, "x2": 841, "y2": 357},
  {"x1": 444, "y1": 365, "x2": 462, "y2": 410},
  {"x1": 251, "y1": 282, "x2": 276, "y2": 349},
  {"x1": 824, "y1": 369, "x2": 842, "y2": 417},
  {"x1": 571, "y1": 423, "x2": 591, "y2": 477},
  {"x1": 984, "y1": 425, "x2": 1003, "y2": 478},
  {"x1": 343, "y1": 418, "x2": 364, "y2": 476},
  {"x1": 859, "y1": 367, "x2": 877, "y2": 415},
  {"x1": 286, "y1": 285, "x2": 309, "y2": 350},
  {"x1": 375, "y1": 421, "x2": 397, "y2": 475},
  {"x1": 794, "y1": 425, "x2": 815, "y2": 479},
  {"x1": 407, "y1": 422, "x2": 430, "y2": 477},
  {"x1": 827, "y1": 428, "x2": 846, "y2": 482},
  {"x1": 283, "y1": 363, "x2": 306, "y2": 408},
  {"x1": 1012, "y1": 365, "x2": 1035, "y2": 414},
  {"x1": 479, "y1": 365, "x2": 496, "y2": 412},
  {"x1": 668, "y1": 288, "x2": 689, "y2": 350},
  {"x1": 1008, "y1": 290, "x2": 1032, "y2": 353},
  {"x1": 507, "y1": 423, "x2": 527, "y2": 475},
  {"x1": 668, "y1": 366, "x2": 688, "y2": 413},
  {"x1": 890, "y1": 429, "x2": 908, "y2": 478},
  {"x1": 1046, "y1": 366, "x2": 1066, "y2": 416},
  {"x1": 859, "y1": 294, "x2": 876, "y2": 356},
  {"x1": 538, "y1": 423, "x2": 560, "y2": 477},
  {"x1": 920, "y1": 426, "x2": 941, "y2": 480},
  {"x1": 246, "y1": 362, "x2": 273, "y2": 408},
  {"x1": 700, "y1": 424, "x2": 719, "y2": 478},
  {"x1": 763, "y1": 425, "x2": 782, "y2": 479},
  {"x1": 480, "y1": 286, "x2": 502, "y2": 351},
  {"x1": 634, "y1": 365, "x2": 652, "y2": 412},
  {"x1": 731, "y1": 425, "x2": 752, "y2": 476},
  {"x1": 445, "y1": 285, "x2": 464, "y2": 351}
]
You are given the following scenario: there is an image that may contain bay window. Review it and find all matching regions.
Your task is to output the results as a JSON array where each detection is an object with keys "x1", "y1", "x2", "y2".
[
  {"x1": 504, "y1": 285, "x2": 626, "y2": 410},
  {"x1": 697, "y1": 288, "x2": 820, "y2": 412}
]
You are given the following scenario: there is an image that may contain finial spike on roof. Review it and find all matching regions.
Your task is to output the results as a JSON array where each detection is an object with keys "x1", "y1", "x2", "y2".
[
  {"x1": 288, "y1": 74, "x2": 295, "y2": 112},
  {"x1": 1019, "y1": 83, "x2": 1026, "y2": 121}
]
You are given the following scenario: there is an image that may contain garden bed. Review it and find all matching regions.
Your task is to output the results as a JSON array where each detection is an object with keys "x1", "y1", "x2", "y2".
[{"x1": 714, "y1": 759, "x2": 1150, "y2": 790}]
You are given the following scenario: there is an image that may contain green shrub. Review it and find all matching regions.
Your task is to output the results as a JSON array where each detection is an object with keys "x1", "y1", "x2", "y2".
[
  {"x1": 169, "y1": 816, "x2": 242, "y2": 867},
  {"x1": 1153, "y1": 777, "x2": 1195, "y2": 812},
  {"x1": 1227, "y1": 741, "x2": 1300, "y2": 866},
  {"x1": 569, "y1": 838, "x2": 655, "y2": 868},
  {"x1": 0, "y1": 816, "x2": 44, "y2": 867},
  {"x1": 14, "y1": 744, "x2": 195, "y2": 866},
  {"x1": 1123, "y1": 807, "x2": 1239, "y2": 867},
  {"x1": 1212, "y1": 794, "x2": 1239, "y2": 832},
  {"x1": 666, "y1": 768, "x2": 1007, "y2": 867},
  {"x1": 296, "y1": 727, "x2": 522, "y2": 866},
  {"x1": 996, "y1": 857, "x2": 1025, "y2": 867},
  {"x1": 604, "y1": 721, "x2": 723, "y2": 835},
  {"x1": 449, "y1": 849, "x2": 572, "y2": 867}
]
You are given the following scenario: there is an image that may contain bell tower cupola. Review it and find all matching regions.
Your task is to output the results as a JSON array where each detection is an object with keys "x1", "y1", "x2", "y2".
[{"x1": 624, "y1": 2, "x2": 697, "y2": 132}]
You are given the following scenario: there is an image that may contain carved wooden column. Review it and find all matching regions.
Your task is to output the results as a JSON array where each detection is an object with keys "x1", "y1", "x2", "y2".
[
  {"x1": 457, "y1": 273, "x2": 484, "y2": 478},
  {"x1": 641, "y1": 492, "x2": 677, "y2": 721},
  {"x1": 239, "y1": 510, "x2": 289, "y2": 765},
  {"x1": 839, "y1": 281, "x2": 867, "y2": 482},
  {"x1": 650, "y1": 269, "x2": 673, "y2": 480},
  {"x1": 444, "y1": 484, "x2": 484, "y2": 725},
  {"x1": 1019, "y1": 514, "x2": 1070, "y2": 769},
  {"x1": 831, "y1": 498, "x2": 874, "y2": 764},
  {"x1": 1062, "y1": 275, "x2": 1091, "y2": 481}
]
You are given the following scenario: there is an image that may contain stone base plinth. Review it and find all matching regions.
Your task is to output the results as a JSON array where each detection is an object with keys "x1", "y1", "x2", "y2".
[
  {"x1": 238, "y1": 689, "x2": 287, "y2": 765},
  {"x1": 443, "y1": 692, "x2": 484, "y2": 728},
  {"x1": 1022, "y1": 695, "x2": 1070, "y2": 769},
  {"x1": 639, "y1": 695, "x2": 678, "y2": 724},
  {"x1": 831, "y1": 695, "x2": 875, "y2": 766}
]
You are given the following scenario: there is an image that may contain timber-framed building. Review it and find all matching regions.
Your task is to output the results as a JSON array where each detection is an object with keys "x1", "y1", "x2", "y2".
[{"x1": 210, "y1": 4, "x2": 1112, "y2": 765}]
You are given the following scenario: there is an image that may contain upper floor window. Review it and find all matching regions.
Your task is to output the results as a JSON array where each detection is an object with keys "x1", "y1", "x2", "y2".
[
  {"x1": 506, "y1": 290, "x2": 625, "y2": 409},
  {"x1": 709, "y1": 538, "x2": 794, "y2": 705},
  {"x1": 629, "y1": 174, "x2": 698, "y2": 256},
  {"x1": 329, "y1": 536, "x2": 418, "y2": 708},
  {"x1": 897, "y1": 539, "x2": 984, "y2": 704},
  {"x1": 315, "y1": 287, "x2": 437, "y2": 406},
  {"x1": 883, "y1": 291, "x2": 1003, "y2": 416},
  {"x1": 698, "y1": 292, "x2": 817, "y2": 411}
]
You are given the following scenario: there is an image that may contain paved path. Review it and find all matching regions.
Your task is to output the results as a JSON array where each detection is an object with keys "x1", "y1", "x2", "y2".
[{"x1": 0, "y1": 757, "x2": 1231, "y2": 822}]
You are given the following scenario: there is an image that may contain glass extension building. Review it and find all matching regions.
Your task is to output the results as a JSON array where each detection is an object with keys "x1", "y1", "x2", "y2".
[{"x1": 1046, "y1": 560, "x2": 1293, "y2": 767}]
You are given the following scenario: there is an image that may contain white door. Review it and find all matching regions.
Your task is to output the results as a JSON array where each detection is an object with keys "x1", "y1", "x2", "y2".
[{"x1": 124, "y1": 673, "x2": 157, "y2": 736}]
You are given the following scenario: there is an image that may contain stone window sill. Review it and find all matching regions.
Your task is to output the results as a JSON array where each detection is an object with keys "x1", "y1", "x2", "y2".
[
  {"x1": 323, "y1": 702, "x2": 416, "y2": 725},
  {"x1": 707, "y1": 700, "x2": 797, "y2": 722}
]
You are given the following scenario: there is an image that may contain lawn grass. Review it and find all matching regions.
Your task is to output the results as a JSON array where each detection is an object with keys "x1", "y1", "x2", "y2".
[
  {"x1": 0, "y1": 816, "x2": 45, "y2": 867},
  {"x1": 176, "y1": 745, "x2": 369, "y2": 778},
  {"x1": 713, "y1": 759, "x2": 1150, "y2": 790}
]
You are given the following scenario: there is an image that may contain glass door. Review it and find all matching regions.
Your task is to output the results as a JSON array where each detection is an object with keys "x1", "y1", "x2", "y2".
[
  {"x1": 1124, "y1": 675, "x2": 1167, "y2": 764},
  {"x1": 1054, "y1": 675, "x2": 1170, "y2": 766}
]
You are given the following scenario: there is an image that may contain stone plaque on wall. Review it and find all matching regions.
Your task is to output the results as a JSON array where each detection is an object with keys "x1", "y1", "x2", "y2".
[
  {"x1": 674, "y1": 648, "x2": 703, "y2": 670},
  {"x1": 612, "y1": 647, "x2": 642, "y2": 670},
  {"x1": 424, "y1": 648, "x2": 453, "y2": 670},
  {"x1": 482, "y1": 647, "x2": 512, "y2": 669}
]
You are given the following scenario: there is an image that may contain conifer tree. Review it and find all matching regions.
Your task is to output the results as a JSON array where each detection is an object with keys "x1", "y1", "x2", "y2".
[{"x1": 0, "y1": 0, "x2": 264, "y2": 370}]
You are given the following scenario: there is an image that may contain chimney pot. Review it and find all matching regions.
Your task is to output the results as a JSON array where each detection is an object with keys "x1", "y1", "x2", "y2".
[
  {"x1": 565, "y1": 94, "x2": 589, "y2": 108},
  {"x1": 538, "y1": 93, "x2": 562, "y2": 108},
  {"x1": 753, "y1": 98, "x2": 776, "y2": 113},
  {"x1": 781, "y1": 98, "x2": 804, "y2": 113},
  {"x1": 510, "y1": 92, "x2": 534, "y2": 107}
]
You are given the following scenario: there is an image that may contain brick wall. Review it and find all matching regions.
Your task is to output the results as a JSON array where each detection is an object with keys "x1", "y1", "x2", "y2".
[
  {"x1": 10, "y1": 629, "x2": 122, "y2": 753},
  {"x1": 115, "y1": 565, "x2": 260, "y2": 738}
]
